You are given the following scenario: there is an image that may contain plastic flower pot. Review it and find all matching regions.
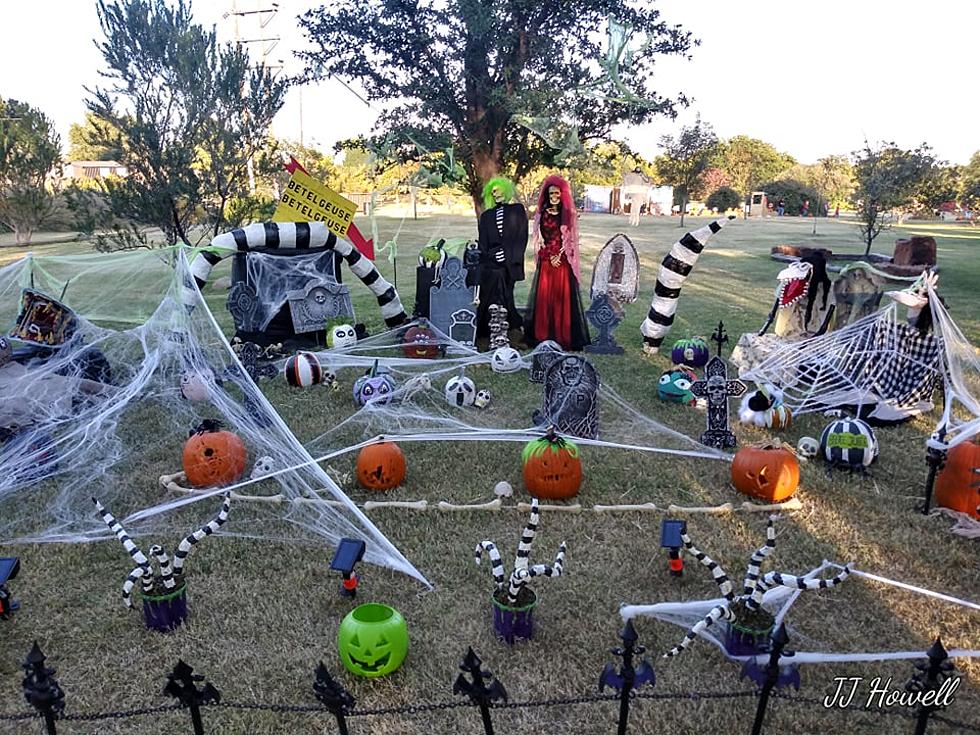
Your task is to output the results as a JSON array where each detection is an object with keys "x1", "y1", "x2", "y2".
[
  {"x1": 725, "y1": 619, "x2": 775, "y2": 656},
  {"x1": 338, "y1": 603, "x2": 409, "y2": 678},
  {"x1": 491, "y1": 589, "x2": 538, "y2": 644},
  {"x1": 141, "y1": 583, "x2": 188, "y2": 633}
]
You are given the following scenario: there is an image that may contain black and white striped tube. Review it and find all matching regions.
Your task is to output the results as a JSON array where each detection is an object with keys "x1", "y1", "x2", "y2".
[
  {"x1": 741, "y1": 517, "x2": 777, "y2": 598},
  {"x1": 506, "y1": 540, "x2": 566, "y2": 605},
  {"x1": 514, "y1": 498, "x2": 539, "y2": 572},
  {"x1": 150, "y1": 544, "x2": 176, "y2": 590},
  {"x1": 664, "y1": 603, "x2": 735, "y2": 658},
  {"x1": 640, "y1": 217, "x2": 733, "y2": 352},
  {"x1": 682, "y1": 531, "x2": 734, "y2": 600},
  {"x1": 762, "y1": 565, "x2": 851, "y2": 592},
  {"x1": 474, "y1": 541, "x2": 505, "y2": 590},
  {"x1": 172, "y1": 493, "x2": 231, "y2": 577},
  {"x1": 94, "y1": 496, "x2": 152, "y2": 602},
  {"x1": 190, "y1": 222, "x2": 407, "y2": 327}
]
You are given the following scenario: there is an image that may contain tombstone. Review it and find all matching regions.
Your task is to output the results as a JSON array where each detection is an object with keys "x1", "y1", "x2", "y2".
[
  {"x1": 227, "y1": 282, "x2": 266, "y2": 333},
  {"x1": 530, "y1": 340, "x2": 563, "y2": 384},
  {"x1": 286, "y1": 280, "x2": 354, "y2": 334},
  {"x1": 590, "y1": 234, "x2": 640, "y2": 305},
  {"x1": 584, "y1": 293, "x2": 624, "y2": 355},
  {"x1": 533, "y1": 355, "x2": 600, "y2": 439},
  {"x1": 689, "y1": 356, "x2": 746, "y2": 449},
  {"x1": 833, "y1": 267, "x2": 884, "y2": 328},
  {"x1": 429, "y1": 257, "x2": 477, "y2": 343},
  {"x1": 488, "y1": 304, "x2": 510, "y2": 350}
]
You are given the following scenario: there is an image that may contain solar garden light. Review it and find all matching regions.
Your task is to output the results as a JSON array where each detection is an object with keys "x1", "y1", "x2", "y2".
[
  {"x1": 660, "y1": 520, "x2": 686, "y2": 578},
  {"x1": 0, "y1": 557, "x2": 20, "y2": 618},
  {"x1": 331, "y1": 539, "x2": 366, "y2": 599}
]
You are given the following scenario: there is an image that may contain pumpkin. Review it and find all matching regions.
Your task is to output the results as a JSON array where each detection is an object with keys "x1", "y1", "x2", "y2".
[
  {"x1": 284, "y1": 351, "x2": 322, "y2": 387},
  {"x1": 658, "y1": 367, "x2": 697, "y2": 405},
  {"x1": 820, "y1": 418, "x2": 878, "y2": 469},
  {"x1": 356, "y1": 441, "x2": 406, "y2": 491},
  {"x1": 353, "y1": 361, "x2": 395, "y2": 406},
  {"x1": 338, "y1": 603, "x2": 409, "y2": 677},
  {"x1": 731, "y1": 445, "x2": 799, "y2": 502},
  {"x1": 935, "y1": 438, "x2": 980, "y2": 520},
  {"x1": 444, "y1": 373, "x2": 476, "y2": 407},
  {"x1": 402, "y1": 325, "x2": 439, "y2": 358},
  {"x1": 671, "y1": 337, "x2": 710, "y2": 368},
  {"x1": 522, "y1": 431, "x2": 582, "y2": 500},
  {"x1": 182, "y1": 420, "x2": 247, "y2": 488},
  {"x1": 764, "y1": 404, "x2": 793, "y2": 431},
  {"x1": 327, "y1": 324, "x2": 357, "y2": 350}
]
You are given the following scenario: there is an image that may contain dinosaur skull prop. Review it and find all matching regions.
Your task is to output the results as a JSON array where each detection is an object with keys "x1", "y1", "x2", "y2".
[
  {"x1": 491, "y1": 346, "x2": 522, "y2": 374},
  {"x1": 775, "y1": 260, "x2": 813, "y2": 309}
]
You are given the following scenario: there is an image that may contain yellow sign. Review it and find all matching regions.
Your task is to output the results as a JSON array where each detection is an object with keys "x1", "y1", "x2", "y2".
[{"x1": 273, "y1": 169, "x2": 357, "y2": 237}]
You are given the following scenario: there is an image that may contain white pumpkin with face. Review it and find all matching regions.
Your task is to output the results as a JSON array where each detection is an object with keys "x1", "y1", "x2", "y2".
[
  {"x1": 445, "y1": 374, "x2": 476, "y2": 407},
  {"x1": 328, "y1": 324, "x2": 357, "y2": 349},
  {"x1": 491, "y1": 346, "x2": 522, "y2": 374}
]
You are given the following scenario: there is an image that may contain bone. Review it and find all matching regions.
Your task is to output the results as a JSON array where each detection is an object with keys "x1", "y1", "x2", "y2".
[
  {"x1": 741, "y1": 498, "x2": 803, "y2": 512},
  {"x1": 517, "y1": 502, "x2": 583, "y2": 513},
  {"x1": 363, "y1": 500, "x2": 428, "y2": 511},
  {"x1": 438, "y1": 499, "x2": 502, "y2": 512},
  {"x1": 666, "y1": 503, "x2": 735, "y2": 514},
  {"x1": 593, "y1": 503, "x2": 660, "y2": 513}
]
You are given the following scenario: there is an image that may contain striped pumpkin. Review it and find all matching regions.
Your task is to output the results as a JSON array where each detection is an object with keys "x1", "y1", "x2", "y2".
[{"x1": 819, "y1": 418, "x2": 879, "y2": 469}]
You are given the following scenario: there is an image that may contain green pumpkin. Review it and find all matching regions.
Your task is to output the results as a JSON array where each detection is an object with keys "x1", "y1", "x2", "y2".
[{"x1": 337, "y1": 603, "x2": 409, "y2": 677}]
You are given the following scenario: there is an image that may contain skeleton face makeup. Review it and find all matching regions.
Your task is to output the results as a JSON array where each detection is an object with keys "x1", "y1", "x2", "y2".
[
  {"x1": 548, "y1": 186, "x2": 561, "y2": 205},
  {"x1": 491, "y1": 186, "x2": 505, "y2": 205}
]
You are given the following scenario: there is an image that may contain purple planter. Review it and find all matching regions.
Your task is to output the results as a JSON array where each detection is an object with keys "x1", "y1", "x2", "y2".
[
  {"x1": 491, "y1": 591, "x2": 538, "y2": 644},
  {"x1": 725, "y1": 620, "x2": 774, "y2": 657},
  {"x1": 142, "y1": 583, "x2": 188, "y2": 633}
]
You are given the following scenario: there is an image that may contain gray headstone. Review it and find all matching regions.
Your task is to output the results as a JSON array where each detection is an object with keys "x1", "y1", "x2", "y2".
[
  {"x1": 286, "y1": 280, "x2": 354, "y2": 334},
  {"x1": 227, "y1": 282, "x2": 266, "y2": 333},
  {"x1": 429, "y1": 257, "x2": 477, "y2": 340},
  {"x1": 584, "y1": 293, "x2": 624, "y2": 355},
  {"x1": 448, "y1": 308, "x2": 477, "y2": 346},
  {"x1": 590, "y1": 233, "x2": 640, "y2": 305},
  {"x1": 530, "y1": 341, "x2": 563, "y2": 383},
  {"x1": 533, "y1": 355, "x2": 600, "y2": 439}
]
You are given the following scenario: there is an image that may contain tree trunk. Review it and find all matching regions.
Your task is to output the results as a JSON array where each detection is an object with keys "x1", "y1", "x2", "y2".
[
  {"x1": 679, "y1": 193, "x2": 688, "y2": 228},
  {"x1": 468, "y1": 145, "x2": 502, "y2": 215}
]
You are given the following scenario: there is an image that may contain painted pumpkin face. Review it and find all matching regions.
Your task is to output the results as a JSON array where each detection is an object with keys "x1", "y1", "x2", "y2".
[
  {"x1": 670, "y1": 337, "x2": 710, "y2": 368},
  {"x1": 522, "y1": 433, "x2": 582, "y2": 500},
  {"x1": 353, "y1": 375, "x2": 394, "y2": 406},
  {"x1": 356, "y1": 441, "x2": 406, "y2": 491},
  {"x1": 328, "y1": 324, "x2": 357, "y2": 350},
  {"x1": 445, "y1": 374, "x2": 476, "y2": 407},
  {"x1": 180, "y1": 369, "x2": 214, "y2": 402},
  {"x1": 403, "y1": 326, "x2": 439, "y2": 358},
  {"x1": 338, "y1": 603, "x2": 409, "y2": 677},
  {"x1": 182, "y1": 420, "x2": 248, "y2": 488},
  {"x1": 731, "y1": 446, "x2": 799, "y2": 502},
  {"x1": 935, "y1": 438, "x2": 980, "y2": 520},
  {"x1": 658, "y1": 368, "x2": 697, "y2": 405},
  {"x1": 491, "y1": 346, "x2": 522, "y2": 373}
]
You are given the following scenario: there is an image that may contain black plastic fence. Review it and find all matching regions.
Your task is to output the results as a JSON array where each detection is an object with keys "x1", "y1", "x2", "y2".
[{"x1": 7, "y1": 623, "x2": 979, "y2": 735}]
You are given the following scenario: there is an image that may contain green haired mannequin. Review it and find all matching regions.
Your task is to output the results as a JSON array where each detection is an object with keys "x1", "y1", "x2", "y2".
[{"x1": 482, "y1": 177, "x2": 516, "y2": 210}]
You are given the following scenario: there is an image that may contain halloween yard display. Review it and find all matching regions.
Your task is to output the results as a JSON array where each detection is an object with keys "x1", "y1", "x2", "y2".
[
  {"x1": 475, "y1": 177, "x2": 528, "y2": 341},
  {"x1": 819, "y1": 417, "x2": 879, "y2": 473},
  {"x1": 445, "y1": 370, "x2": 477, "y2": 407},
  {"x1": 522, "y1": 429, "x2": 583, "y2": 500},
  {"x1": 182, "y1": 420, "x2": 248, "y2": 488},
  {"x1": 327, "y1": 323, "x2": 358, "y2": 350},
  {"x1": 491, "y1": 346, "x2": 523, "y2": 373},
  {"x1": 662, "y1": 517, "x2": 851, "y2": 658},
  {"x1": 402, "y1": 323, "x2": 440, "y2": 359},
  {"x1": 731, "y1": 446, "x2": 799, "y2": 502},
  {"x1": 94, "y1": 493, "x2": 231, "y2": 631},
  {"x1": 759, "y1": 253, "x2": 835, "y2": 339},
  {"x1": 640, "y1": 217, "x2": 733, "y2": 354},
  {"x1": 475, "y1": 499, "x2": 566, "y2": 643},
  {"x1": 284, "y1": 351, "x2": 323, "y2": 387},
  {"x1": 590, "y1": 233, "x2": 639, "y2": 306},
  {"x1": 584, "y1": 293, "x2": 625, "y2": 355},
  {"x1": 427, "y1": 257, "x2": 477, "y2": 347},
  {"x1": 690, "y1": 355, "x2": 747, "y2": 450},
  {"x1": 475, "y1": 389, "x2": 492, "y2": 409},
  {"x1": 356, "y1": 441, "x2": 406, "y2": 491},
  {"x1": 934, "y1": 439, "x2": 980, "y2": 519},
  {"x1": 337, "y1": 603, "x2": 409, "y2": 677},
  {"x1": 671, "y1": 337, "x2": 710, "y2": 369},
  {"x1": 658, "y1": 367, "x2": 697, "y2": 405},
  {"x1": 524, "y1": 175, "x2": 590, "y2": 350},
  {"x1": 353, "y1": 361, "x2": 395, "y2": 407},
  {"x1": 533, "y1": 354, "x2": 600, "y2": 439}
]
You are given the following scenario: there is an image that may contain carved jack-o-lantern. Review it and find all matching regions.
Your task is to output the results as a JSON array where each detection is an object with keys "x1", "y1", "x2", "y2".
[
  {"x1": 731, "y1": 446, "x2": 799, "y2": 502},
  {"x1": 356, "y1": 441, "x2": 406, "y2": 491},
  {"x1": 403, "y1": 325, "x2": 439, "y2": 358},
  {"x1": 522, "y1": 431, "x2": 583, "y2": 500},
  {"x1": 338, "y1": 603, "x2": 409, "y2": 677},
  {"x1": 935, "y1": 438, "x2": 980, "y2": 520},
  {"x1": 182, "y1": 420, "x2": 248, "y2": 488}
]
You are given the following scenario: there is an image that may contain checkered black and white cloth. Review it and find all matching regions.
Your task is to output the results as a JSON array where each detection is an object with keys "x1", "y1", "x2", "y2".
[{"x1": 868, "y1": 320, "x2": 943, "y2": 408}]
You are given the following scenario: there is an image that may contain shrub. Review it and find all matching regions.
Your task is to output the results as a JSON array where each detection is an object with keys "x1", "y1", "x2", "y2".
[
  {"x1": 759, "y1": 179, "x2": 823, "y2": 216},
  {"x1": 706, "y1": 186, "x2": 742, "y2": 213}
]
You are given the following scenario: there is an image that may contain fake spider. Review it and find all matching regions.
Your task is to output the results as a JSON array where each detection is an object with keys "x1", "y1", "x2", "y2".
[{"x1": 664, "y1": 516, "x2": 851, "y2": 658}]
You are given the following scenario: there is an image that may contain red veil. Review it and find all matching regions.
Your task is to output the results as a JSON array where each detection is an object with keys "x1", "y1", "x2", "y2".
[{"x1": 532, "y1": 174, "x2": 581, "y2": 282}]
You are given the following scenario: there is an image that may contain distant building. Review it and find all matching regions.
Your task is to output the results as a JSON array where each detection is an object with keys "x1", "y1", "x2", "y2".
[
  {"x1": 62, "y1": 161, "x2": 128, "y2": 181},
  {"x1": 583, "y1": 184, "x2": 672, "y2": 215}
]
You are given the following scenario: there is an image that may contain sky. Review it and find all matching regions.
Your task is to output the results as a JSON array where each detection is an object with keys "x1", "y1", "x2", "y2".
[{"x1": 1, "y1": 0, "x2": 977, "y2": 165}]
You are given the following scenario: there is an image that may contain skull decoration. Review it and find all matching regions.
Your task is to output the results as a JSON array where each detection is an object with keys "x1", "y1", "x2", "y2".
[
  {"x1": 353, "y1": 361, "x2": 395, "y2": 407},
  {"x1": 180, "y1": 368, "x2": 215, "y2": 402},
  {"x1": 337, "y1": 603, "x2": 410, "y2": 678},
  {"x1": 797, "y1": 436, "x2": 819, "y2": 459},
  {"x1": 250, "y1": 456, "x2": 276, "y2": 480},
  {"x1": 328, "y1": 324, "x2": 358, "y2": 350},
  {"x1": 475, "y1": 389, "x2": 492, "y2": 409},
  {"x1": 491, "y1": 346, "x2": 522, "y2": 374},
  {"x1": 445, "y1": 371, "x2": 476, "y2": 407}
]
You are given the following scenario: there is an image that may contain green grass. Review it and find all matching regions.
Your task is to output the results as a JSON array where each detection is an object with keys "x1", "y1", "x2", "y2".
[{"x1": 0, "y1": 214, "x2": 978, "y2": 734}]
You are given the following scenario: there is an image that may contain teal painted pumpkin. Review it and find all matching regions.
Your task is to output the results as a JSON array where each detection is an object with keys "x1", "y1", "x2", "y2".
[
  {"x1": 338, "y1": 603, "x2": 409, "y2": 677},
  {"x1": 658, "y1": 367, "x2": 697, "y2": 405}
]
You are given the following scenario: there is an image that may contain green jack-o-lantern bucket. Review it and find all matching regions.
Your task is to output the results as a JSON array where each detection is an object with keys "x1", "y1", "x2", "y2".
[{"x1": 337, "y1": 603, "x2": 409, "y2": 677}]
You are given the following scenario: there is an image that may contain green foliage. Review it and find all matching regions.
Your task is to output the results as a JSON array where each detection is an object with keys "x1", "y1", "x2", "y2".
[
  {"x1": 706, "y1": 186, "x2": 741, "y2": 213},
  {"x1": 571, "y1": 140, "x2": 655, "y2": 187},
  {"x1": 301, "y1": 1, "x2": 694, "y2": 208},
  {"x1": 759, "y1": 179, "x2": 820, "y2": 218},
  {"x1": 690, "y1": 166, "x2": 730, "y2": 200},
  {"x1": 67, "y1": 112, "x2": 124, "y2": 162},
  {"x1": 0, "y1": 97, "x2": 63, "y2": 245},
  {"x1": 961, "y1": 151, "x2": 980, "y2": 218},
  {"x1": 654, "y1": 116, "x2": 718, "y2": 225},
  {"x1": 712, "y1": 135, "x2": 795, "y2": 196},
  {"x1": 87, "y1": 0, "x2": 289, "y2": 248},
  {"x1": 63, "y1": 183, "x2": 113, "y2": 239}
]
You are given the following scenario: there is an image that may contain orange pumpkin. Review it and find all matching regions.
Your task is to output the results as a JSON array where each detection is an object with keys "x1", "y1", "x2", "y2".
[
  {"x1": 731, "y1": 445, "x2": 799, "y2": 502},
  {"x1": 182, "y1": 420, "x2": 248, "y2": 488},
  {"x1": 522, "y1": 431, "x2": 582, "y2": 500},
  {"x1": 935, "y1": 439, "x2": 980, "y2": 520},
  {"x1": 356, "y1": 441, "x2": 406, "y2": 491}
]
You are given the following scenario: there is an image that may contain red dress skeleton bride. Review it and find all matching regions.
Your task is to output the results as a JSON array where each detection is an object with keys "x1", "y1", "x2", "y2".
[{"x1": 523, "y1": 175, "x2": 590, "y2": 350}]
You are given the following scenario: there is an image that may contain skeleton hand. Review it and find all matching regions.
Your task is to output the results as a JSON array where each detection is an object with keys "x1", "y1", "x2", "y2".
[{"x1": 492, "y1": 248, "x2": 506, "y2": 264}]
